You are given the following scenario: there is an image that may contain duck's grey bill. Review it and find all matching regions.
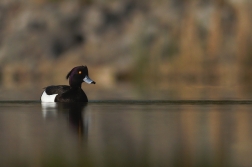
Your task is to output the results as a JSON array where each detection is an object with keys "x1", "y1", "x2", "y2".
[{"x1": 83, "y1": 76, "x2": 96, "y2": 84}]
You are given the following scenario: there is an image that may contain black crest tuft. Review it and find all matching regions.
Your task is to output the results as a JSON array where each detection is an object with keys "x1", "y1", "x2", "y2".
[{"x1": 66, "y1": 67, "x2": 75, "y2": 79}]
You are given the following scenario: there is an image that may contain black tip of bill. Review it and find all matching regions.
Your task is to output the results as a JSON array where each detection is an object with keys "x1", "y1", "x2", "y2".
[{"x1": 84, "y1": 76, "x2": 96, "y2": 84}]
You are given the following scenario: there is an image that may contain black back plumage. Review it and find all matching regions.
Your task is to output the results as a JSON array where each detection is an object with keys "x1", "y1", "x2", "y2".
[{"x1": 45, "y1": 85, "x2": 70, "y2": 95}]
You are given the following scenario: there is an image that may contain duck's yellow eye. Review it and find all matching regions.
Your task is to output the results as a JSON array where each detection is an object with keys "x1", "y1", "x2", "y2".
[{"x1": 78, "y1": 71, "x2": 82, "y2": 74}]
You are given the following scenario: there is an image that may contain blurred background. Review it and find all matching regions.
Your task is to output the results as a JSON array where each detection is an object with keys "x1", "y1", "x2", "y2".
[
  {"x1": 0, "y1": 0, "x2": 252, "y2": 100},
  {"x1": 1, "y1": 1, "x2": 252, "y2": 166}
]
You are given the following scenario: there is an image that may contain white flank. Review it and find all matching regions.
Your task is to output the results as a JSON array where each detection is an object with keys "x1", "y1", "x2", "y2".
[{"x1": 41, "y1": 91, "x2": 58, "y2": 102}]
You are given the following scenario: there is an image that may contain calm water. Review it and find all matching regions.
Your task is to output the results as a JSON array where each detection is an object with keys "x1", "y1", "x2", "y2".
[{"x1": 0, "y1": 101, "x2": 252, "y2": 167}]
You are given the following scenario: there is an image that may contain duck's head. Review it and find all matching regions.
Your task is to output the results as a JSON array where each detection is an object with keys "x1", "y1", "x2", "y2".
[{"x1": 66, "y1": 66, "x2": 96, "y2": 88}]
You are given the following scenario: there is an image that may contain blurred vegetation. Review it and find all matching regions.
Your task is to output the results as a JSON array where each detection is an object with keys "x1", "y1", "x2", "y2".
[{"x1": 0, "y1": 0, "x2": 252, "y2": 99}]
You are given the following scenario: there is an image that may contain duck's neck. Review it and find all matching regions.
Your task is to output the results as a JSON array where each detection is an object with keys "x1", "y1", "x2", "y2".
[
  {"x1": 69, "y1": 79, "x2": 82, "y2": 89},
  {"x1": 70, "y1": 85, "x2": 81, "y2": 89}
]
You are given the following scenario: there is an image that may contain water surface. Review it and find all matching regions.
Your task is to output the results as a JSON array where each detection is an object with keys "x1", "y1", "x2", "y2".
[{"x1": 0, "y1": 100, "x2": 252, "y2": 167}]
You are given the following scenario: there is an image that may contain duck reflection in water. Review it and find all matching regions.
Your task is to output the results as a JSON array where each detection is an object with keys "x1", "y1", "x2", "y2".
[{"x1": 41, "y1": 102, "x2": 89, "y2": 138}]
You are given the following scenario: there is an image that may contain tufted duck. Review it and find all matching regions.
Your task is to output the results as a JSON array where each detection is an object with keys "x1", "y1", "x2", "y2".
[{"x1": 41, "y1": 66, "x2": 95, "y2": 102}]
